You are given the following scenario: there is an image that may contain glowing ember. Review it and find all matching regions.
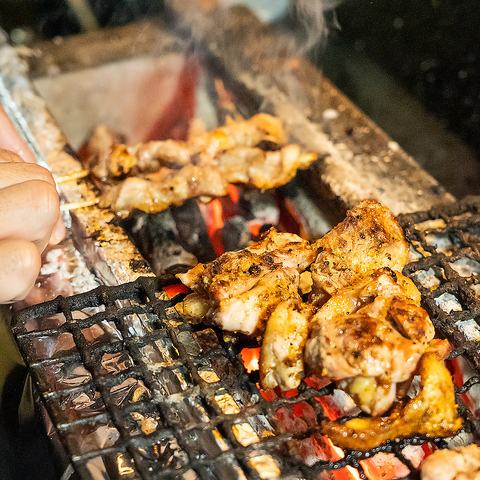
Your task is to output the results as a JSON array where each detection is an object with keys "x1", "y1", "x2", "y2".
[
  {"x1": 249, "y1": 222, "x2": 262, "y2": 237},
  {"x1": 257, "y1": 383, "x2": 277, "y2": 402},
  {"x1": 304, "y1": 375, "x2": 332, "y2": 389},
  {"x1": 240, "y1": 347, "x2": 260, "y2": 373},
  {"x1": 163, "y1": 284, "x2": 188, "y2": 298},
  {"x1": 360, "y1": 453, "x2": 410, "y2": 480},
  {"x1": 318, "y1": 396, "x2": 345, "y2": 422},
  {"x1": 326, "y1": 437, "x2": 345, "y2": 460},
  {"x1": 275, "y1": 402, "x2": 316, "y2": 433},
  {"x1": 346, "y1": 466, "x2": 362, "y2": 480},
  {"x1": 402, "y1": 444, "x2": 433, "y2": 469},
  {"x1": 448, "y1": 357, "x2": 478, "y2": 416},
  {"x1": 319, "y1": 466, "x2": 359, "y2": 480},
  {"x1": 206, "y1": 198, "x2": 225, "y2": 256},
  {"x1": 228, "y1": 184, "x2": 239, "y2": 203},
  {"x1": 116, "y1": 454, "x2": 135, "y2": 475}
]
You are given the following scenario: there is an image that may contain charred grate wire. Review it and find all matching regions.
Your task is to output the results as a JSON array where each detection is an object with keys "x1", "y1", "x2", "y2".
[{"x1": 11, "y1": 197, "x2": 480, "y2": 480}]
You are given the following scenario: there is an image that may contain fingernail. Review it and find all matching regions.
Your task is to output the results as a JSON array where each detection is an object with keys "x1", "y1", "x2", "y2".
[{"x1": 49, "y1": 218, "x2": 66, "y2": 245}]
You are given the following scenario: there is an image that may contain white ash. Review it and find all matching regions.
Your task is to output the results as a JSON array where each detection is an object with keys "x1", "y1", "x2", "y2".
[
  {"x1": 71, "y1": 249, "x2": 100, "y2": 293},
  {"x1": 450, "y1": 257, "x2": 480, "y2": 278},
  {"x1": 415, "y1": 268, "x2": 441, "y2": 289},
  {"x1": 425, "y1": 233, "x2": 455, "y2": 254},
  {"x1": 435, "y1": 293, "x2": 462, "y2": 313},
  {"x1": 445, "y1": 431, "x2": 475, "y2": 449},
  {"x1": 40, "y1": 244, "x2": 100, "y2": 295},
  {"x1": 456, "y1": 319, "x2": 480, "y2": 342}
]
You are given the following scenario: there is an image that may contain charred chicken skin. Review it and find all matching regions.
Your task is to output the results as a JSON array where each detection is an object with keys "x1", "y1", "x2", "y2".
[
  {"x1": 175, "y1": 199, "x2": 460, "y2": 448},
  {"x1": 305, "y1": 268, "x2": 437, "y2": 415},
  {"x1": 177, "y1": 228, "x2": 316, "y2": 301},
  {"x1": 322, "y1": 352, "x2": 461, "y2": 450},
  {"x1": 311, "y1": 199, "x2": 409, "y2": 301},
  {"x1": 177, "y1": 228, "x2": 316, "y2": 337}
]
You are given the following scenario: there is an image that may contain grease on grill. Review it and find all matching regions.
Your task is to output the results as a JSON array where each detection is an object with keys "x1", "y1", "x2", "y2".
[{"x1": 12, "y1": 197, "x2": 480, "y2": 479}]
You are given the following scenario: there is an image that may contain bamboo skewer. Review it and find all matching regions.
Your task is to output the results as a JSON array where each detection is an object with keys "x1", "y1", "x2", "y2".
[
  {"x1": 56, "y1": 169, "x2": 90, "y2": 184},
  {"x1": 60, "y1": 198, "x2": 99, "y2": 212}
]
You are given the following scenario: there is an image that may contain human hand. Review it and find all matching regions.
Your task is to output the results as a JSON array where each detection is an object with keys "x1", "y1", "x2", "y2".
[
  {"x1": 0, "y1": 149, "x2": 60, "y2": 303},
  {"x1": 0, "y1": 103, "x2": 65, "y2": 246}
]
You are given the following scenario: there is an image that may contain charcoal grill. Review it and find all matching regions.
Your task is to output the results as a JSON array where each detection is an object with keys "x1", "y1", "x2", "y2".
[
  {"x1": 1, "y1": 3, "x2": 479, "y2": 479},
  {"x1": 11, "y1": 197, "x2": 480, "y2": 480}
]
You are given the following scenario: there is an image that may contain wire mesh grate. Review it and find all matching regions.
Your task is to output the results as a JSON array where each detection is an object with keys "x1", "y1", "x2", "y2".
[{"x1": 12, "y1": 197, "x2": 480, "y2": 480}]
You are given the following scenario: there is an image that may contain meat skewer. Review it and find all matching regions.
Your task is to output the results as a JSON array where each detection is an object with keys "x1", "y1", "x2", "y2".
[
  {"x1": 99, "y1": 145, "x2": 317, "y2": 215},
  {"x1": 80, "y1": 114, "x2": 317, "y2": 216},
  {"x1": 84, "y1": 113, "x2": 287, "y2": 182}
]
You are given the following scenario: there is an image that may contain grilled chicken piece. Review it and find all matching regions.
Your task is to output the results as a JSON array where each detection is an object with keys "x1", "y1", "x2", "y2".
[
  {"x1": 336, "y1": 376, "x2": 397, "y2": 417},
  {"x1": 177, "y1": 228, "x2": 316, "y2": 301},
  {"x1": 311, "y1": 199, "x2": 409, "y2": 299},
  {"x1": 178, "y1": 267, "x2": 303, "y2": 336},
  {"x1": 87, "y1": 113, "x2": 287, "y2": 182},
  {"x1": 421, "y1": 445, "x2": 480, "y2": 480},
  {"x1": 99, "y1": 146, "x2": 317, "y2": 215},
  {"x1": 213, "y1": 268, "x2": 302, "y2": 336},
  {"x1": 175, "y1": 292, "x2": 213, "y2": 321},
  {"x1": 260, "y1": 300, "x2": 314, "y2": 391},
  {"x1": 322, "y1": 353, "x2": 462, "y2": 450},
  {"x1": 80, "y1": 125, "x2": 126, "y2": 181},
  {"x1": 305, "y1": 268, "x2": 435, "y2": 415}
]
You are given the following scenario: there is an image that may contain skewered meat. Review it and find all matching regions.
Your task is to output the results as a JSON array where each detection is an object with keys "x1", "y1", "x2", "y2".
[
  {"x1": 178, "y1": 228, "x2": 316, "y2": 301},
  {"x1": 322, "y1": 353, "x2": 462, "y2": 450},
  {"x1": 421, "y1": 444, "x2": 480, "y2": 480},
  {"x1": 82, "y1": 113, "x2": 317, "y2": 215},
  {"x1": 86, "y1": 114, "x2": 287, "y2": 182},
  {"x1": 311, "y1": 199, "x2": 409, "y2": 300},
  {"x1": 80, "y1": 125, "x2": 126, "y2": 181},
  {"x1": 99, "y1": 145, "x2": 317, "y2": 215},
  {"x1": 260, "y1": 300, "x2": 314, "y2": 390},
  {"x1": 179, "y1": 267, "x2": 303, "y2": 336}
]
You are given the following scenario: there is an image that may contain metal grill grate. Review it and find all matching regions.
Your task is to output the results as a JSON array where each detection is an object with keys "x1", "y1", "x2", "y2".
[{"x1": 12, "y1": 198, "x2": 480, "y2": 480}]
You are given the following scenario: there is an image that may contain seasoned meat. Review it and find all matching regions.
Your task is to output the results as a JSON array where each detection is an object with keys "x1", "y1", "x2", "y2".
[
  {"x1": 311, "y1": 199, "x2": 409, "y2": 298},
  {"x1": 89, "y1": 113, "x2": 288, "y2": 181},
  {"x1": 322, "y1": 353, "x2": 462, "y2": 449},
  {"x1": 421, "y1": 445, "x2": 480, "y2": 480},
  {"x1": 336, "y1": 376, "x2": 397, "y2": 417},
  {"x1": 174, "y1": 201, "x2": 457, "y2": 444},
  {"x1": 305, "y1": 268, "x2": 435, "y2": 415},
  {"x1": 177, "y1": 228, "x2": 316, "y2": 301},
  {"x1": 260, "y1": 300, "x2": 314, "y2": 391},
  {"x1": 213, "y1": 268, "x2": 302, "y2": 336},
  {"x1": 99, "y1": 146, "x2": 317, "y2": 215},
  {"x1": 81, "y1": 125, "x2": 126, "y2": 181}
]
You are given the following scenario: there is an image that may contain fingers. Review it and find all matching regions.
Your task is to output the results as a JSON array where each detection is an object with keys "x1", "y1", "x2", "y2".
[
  {"x1": 0, "y1": 239, "x2": 41, "y2": 304},
  {"x1": 0, "y1": 105, "x2": 37, "y2": 163},
  {"x1": 0, "y1": 162, "x2": 56, "y2": 189},
  {"x1": 0, "y1": 148, "x2": 24, "y2": 163},
  {"x1": 49, "y1": 217, "x2": 66, "y2": 245},
  {"x1": 0, "y1": 180, "x2": 60, "y2": 252}
]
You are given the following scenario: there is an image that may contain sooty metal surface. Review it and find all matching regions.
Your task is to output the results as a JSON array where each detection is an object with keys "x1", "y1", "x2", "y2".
[{"x1": 12, "y1": 198, "x2": 480, "y2": 480}]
